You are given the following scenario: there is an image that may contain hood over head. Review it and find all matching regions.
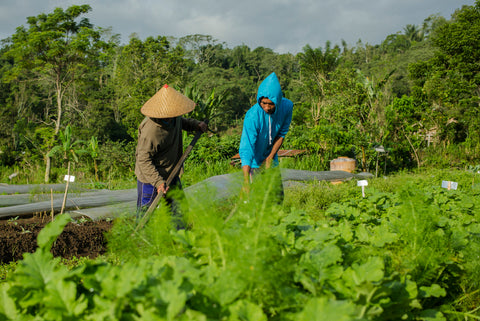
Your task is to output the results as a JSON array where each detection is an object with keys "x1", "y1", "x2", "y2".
[{"x1": 256, "y1": 72, "x2": 283, "y2": 109}]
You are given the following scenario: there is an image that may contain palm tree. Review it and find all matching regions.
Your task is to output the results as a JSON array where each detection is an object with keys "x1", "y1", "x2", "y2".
[
  {"x1": 298, "y1": 42, "x2": 341, "y2": 84},
  {"x1": 403, "y1": 24, "x2": 424, "y2": 42},
  {"x1": 297, "y1": 42, "x2": 341, "y2": 125}
]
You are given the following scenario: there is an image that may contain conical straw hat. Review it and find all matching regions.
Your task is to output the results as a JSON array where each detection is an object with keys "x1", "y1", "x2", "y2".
[{"x1": 141, "y1": 84, "x2": 195, "y2": 118}]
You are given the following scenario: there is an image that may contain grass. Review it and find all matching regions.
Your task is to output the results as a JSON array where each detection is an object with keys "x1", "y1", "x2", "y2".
[
  {"x1": 0, "y1": 261, "x2": 17, "y2": 282},
  {"x1": 182, "y1": 159, "x2": 238, "y2": 187},
  {"x1": 0, "y1": 164, "x2": 137, "y2": 190}
]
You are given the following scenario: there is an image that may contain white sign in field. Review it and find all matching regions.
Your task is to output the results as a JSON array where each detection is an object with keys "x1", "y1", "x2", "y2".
[
  {"x1": 357, "y1": 180, "x2": 368, "y2": 197},
  {"x1": 441, "y1": 180, "x2": 458, "y2": 190},
  {"x1": 357, "y1": 180, "x2": 368, "y2": 187},
  {"x1": 64, "y1": 175, "x2": 75, "y2": 182}
]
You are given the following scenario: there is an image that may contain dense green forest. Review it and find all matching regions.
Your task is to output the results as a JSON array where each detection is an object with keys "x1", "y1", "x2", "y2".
[{"x1": 0, "y1": 2, "x2": 479, "y2": 183}]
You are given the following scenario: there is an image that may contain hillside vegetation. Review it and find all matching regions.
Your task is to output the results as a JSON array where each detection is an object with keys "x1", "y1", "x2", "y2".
[{"x1": 0, "y1": 2, "x2": 479, "y2": 184}]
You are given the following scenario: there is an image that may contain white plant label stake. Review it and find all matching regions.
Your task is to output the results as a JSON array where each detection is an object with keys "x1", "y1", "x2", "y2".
[
  {"x1": 64, "y1": 175, "x2": 75, "y2": 182},
  {"x1": 441, "y1": 180, "x2": 458, "y2": 190},
  {"x1": 357, "y1": 180, "x2": 368, "y2": 197}
]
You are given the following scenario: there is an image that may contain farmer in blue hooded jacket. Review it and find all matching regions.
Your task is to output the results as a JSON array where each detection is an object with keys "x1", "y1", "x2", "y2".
[{"x1": 239, "y1": 72, "x2": 293, "y2": 198}]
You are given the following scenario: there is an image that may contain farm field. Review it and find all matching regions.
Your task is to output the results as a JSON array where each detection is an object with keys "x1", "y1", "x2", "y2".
[
  {"x1": 0, "y1": 168, "x2": 357, "y2": 263},
  {"x1": 0, "y1": 216, "x2": 112, "y2": 263},
  {"x1": 1, "y1": 2, "x2": 479, "y2": 319},
  {"x1": 0, "y1": 183, "x2": 129, "y2": 263},
  {"x1": 1, "y1": 169, "x2": 480, "y2": 320}
]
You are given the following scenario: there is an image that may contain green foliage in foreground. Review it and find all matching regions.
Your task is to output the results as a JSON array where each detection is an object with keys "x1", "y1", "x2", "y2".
[{"x1": 1, "y1": 170, "x2": 480, "y2": 320}]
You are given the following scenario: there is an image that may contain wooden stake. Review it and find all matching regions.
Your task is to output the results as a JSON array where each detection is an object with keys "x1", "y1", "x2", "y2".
[
  {"x1": 51, "y1": 188, "x2": 54, "y2": 221},
  {"x1": 60, "y1": 161, "x2": 71, "y2": 215}
]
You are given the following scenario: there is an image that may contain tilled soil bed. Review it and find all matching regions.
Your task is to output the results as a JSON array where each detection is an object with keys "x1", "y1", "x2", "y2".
[{"x1": 0, "y1": 216, "x2": 113, "y2": 264}]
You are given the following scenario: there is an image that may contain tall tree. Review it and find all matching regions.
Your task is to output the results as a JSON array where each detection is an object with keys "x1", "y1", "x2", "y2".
[
  {"x1": 297, "y1": 42, "x2": 341, "y2": 125},
  {"x1": 409, "y1": 1, "x2": 480, "y2": 145},
  {"x1": 113, "y1": 35, "x2": 188, "y2": 139},
  {"x1": 3, "y1": 5, "x2": 106, "y2": 182},
  {"x1": 177, "y1": 34, "x2": 218, "y2": 64},
  {"x1": 403, "y1": 24, "x2": 424, "y2": 42}
]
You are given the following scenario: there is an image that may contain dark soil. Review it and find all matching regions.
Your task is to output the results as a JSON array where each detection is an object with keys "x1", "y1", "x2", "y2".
[{"x1": 0, "y1": 216, "x2": 113, "y2": 264}]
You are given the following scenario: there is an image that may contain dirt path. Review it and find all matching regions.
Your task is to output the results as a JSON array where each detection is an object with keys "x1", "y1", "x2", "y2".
[{"x1": 0, "y1": 216, "x2": 113, "y2": 263}]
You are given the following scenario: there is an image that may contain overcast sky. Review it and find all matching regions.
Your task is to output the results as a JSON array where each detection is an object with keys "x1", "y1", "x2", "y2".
[{"x1": 0, "y1": 0, "x2": 475, "y2": 54}]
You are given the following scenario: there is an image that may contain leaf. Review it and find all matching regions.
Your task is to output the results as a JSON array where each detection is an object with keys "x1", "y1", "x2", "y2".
[
  {"x1": 44, "y1": 278, "x2": 88, "y2": 319},
  {"x1": 419, "y1": 284, "x2": 446, "y2": 298},
  {"x1": 178, "y1": 309, "x2": 208, "y2": 321},
  {"x1": 344, "y1": 256, "x2": 385, "y2": 285},
  {"x1": 159, "y1": 281, "x2": 187, "y2": 321},
  {"x1": 10, "y1": 250, "x2": 65, "y2": 312},
  {"x1": 417, "y1": 309, "x2": 446, "y2": 321},
  {"x1": 227, "y1": 300, "x2": 267, "y2": 321},
  {"x1": 335, "y1": 221, "x2": 354, "y2": 242},
  {"x1": 356, "y1": 224, "x2": 370, "y2": 243},
  {"x1": 309, "y1": 244, "x2": 343, "y2": 269},
  {"x1": 9, "y1": 214, "x2": 72, "y2": 310},
  {"x1": 206, "y1": 269, "x2": 247, "y2": 306},
  {"x1": 356, "y1": 223, "x2": 399, "y2": 247},
  {"x1": 0, "y1": 283, "x2": 19, "y2": 320},
  {"x1": 135, "y1": 304, "x2": 167, "y2": 321},
  {"x1": 296, "y1": 297, "x2": 361, "y2": 321},
  {"x1": 96, "y1": 261, "x2": 147, "y2": 299},
  {"x1": 37, "y1": 214, "x2": 72, "y2": 251},
  {"x1": 47, "y1": 145, "x2": 64, "y2": 157},
  {"x1": 297, "y1": 227, "x2": 336, "y2": 251},
  {"x1": 297, "y1": 243, "x2": 344, "y2": 291}
]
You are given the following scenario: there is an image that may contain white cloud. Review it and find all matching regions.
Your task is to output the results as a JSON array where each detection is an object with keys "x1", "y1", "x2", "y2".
[{"x1": 0, "y1": 0, "x2": 475, "y2": 54}]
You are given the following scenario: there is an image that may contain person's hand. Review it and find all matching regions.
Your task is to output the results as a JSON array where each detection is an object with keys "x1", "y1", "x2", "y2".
[
  {"x1": 265, "y1": 158, "x2": 272, "y2": 169},
  {"x1": 241, "y1": 183, "x2": 250, "y2": 194},
  {"x1": 240, "y1": 182, "x2": 250, "y2": 201},
  {"x1": 198, "y1": 121, "x2": 208, "y2": 133},
  {"x1": 157, "y1": 183, "x2": 169, "y2": 195}
]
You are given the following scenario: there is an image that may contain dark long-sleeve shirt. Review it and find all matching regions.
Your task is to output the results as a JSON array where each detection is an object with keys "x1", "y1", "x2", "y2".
[{"x1": 135, "y1": 116, "x2": 200, "y2": 188}]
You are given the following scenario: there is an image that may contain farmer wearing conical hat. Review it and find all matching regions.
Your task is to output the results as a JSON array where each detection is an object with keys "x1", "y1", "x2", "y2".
[
  {"x1": 135, "y1": 85, "x2": 208, "y2": 225},
  {"x1": 239, "y1": 72, "x2": 293, "y2": 201}
]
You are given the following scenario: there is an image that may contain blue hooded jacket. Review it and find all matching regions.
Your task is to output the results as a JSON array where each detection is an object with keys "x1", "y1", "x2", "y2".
[{"x1": 239, "y1": 72, "x2": 293, "y2": 168}]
